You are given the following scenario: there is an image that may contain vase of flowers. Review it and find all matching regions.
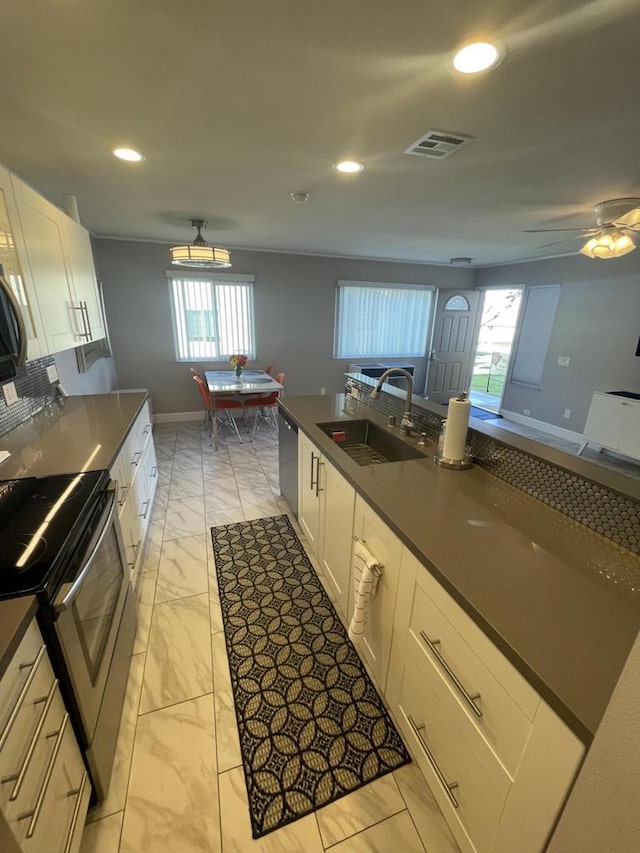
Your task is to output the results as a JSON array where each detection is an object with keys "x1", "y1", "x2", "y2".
[{"x1": 230, "y1": 353, "x2": 248, "y2": 379}]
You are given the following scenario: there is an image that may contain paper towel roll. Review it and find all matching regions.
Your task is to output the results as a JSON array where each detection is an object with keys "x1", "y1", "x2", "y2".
[{"x1": 442, "y1": 395, "x2": 470, "y2": 460}]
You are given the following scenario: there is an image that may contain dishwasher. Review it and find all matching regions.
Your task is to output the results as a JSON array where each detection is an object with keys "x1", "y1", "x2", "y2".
[{"x1": 278, "y1": 408, "x2": 298, "y2": 518}]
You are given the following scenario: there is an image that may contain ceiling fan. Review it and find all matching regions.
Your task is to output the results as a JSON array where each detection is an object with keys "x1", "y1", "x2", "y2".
[{"x1": 523, "y1": 197, "x2": 640, "y2": 258}]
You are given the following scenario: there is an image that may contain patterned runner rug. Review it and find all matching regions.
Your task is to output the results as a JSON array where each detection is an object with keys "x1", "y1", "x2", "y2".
[{"x1": 211, "y1": 514, "x2": 410, "y2": 838}]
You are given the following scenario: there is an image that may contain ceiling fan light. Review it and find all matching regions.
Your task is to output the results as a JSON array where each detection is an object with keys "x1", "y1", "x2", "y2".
[
  {"x1": 170, "y1": 220, "x2": 232, "y2": 268},
  {"x1": 580, "y1": 231, "x2": 635, "y2": 259}
]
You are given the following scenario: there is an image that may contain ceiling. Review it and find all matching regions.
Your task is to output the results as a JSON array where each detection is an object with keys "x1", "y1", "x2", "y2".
[{"x1": 2, "y1": 0, "x2": 640, "y2": 266}]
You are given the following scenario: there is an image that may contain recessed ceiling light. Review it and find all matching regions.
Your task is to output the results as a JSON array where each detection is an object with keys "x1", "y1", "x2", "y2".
[
  {"x1": 452, "y1": 40, "x2": 504, "y2": 74},
  {"x1": 335, "y1": 160, "x2": 364, "y2": 174},
  {"x1": 113, "y1": 147, "x2": 145, "y2": 162}
]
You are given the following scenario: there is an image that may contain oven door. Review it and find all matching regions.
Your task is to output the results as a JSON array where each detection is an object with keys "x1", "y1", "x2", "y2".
[{"x1": 53, "y1": 482, "x2": 129, "y2": 741}]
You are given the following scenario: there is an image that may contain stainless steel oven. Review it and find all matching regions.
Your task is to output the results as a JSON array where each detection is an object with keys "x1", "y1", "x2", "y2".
[{"x1": 50, "y1": 481, "x2": 136, "y2": 801}]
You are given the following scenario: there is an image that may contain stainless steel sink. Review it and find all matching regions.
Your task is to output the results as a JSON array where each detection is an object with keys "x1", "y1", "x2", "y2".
[{"x1": 317, "y1": 420, "x2": 424, "y2": 466}]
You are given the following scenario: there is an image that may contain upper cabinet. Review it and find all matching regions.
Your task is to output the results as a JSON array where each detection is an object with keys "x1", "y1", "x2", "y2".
[
  {"x1": 7, "y1": 168, "x2": 105, "y2": 357},
  {"x1": 0, "y1": 165, "x2": 46, "y2": 361}
]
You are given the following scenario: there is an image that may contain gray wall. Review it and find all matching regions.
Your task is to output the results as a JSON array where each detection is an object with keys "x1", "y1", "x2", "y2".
[
  {"x1": 94, "y1": 239, "x2": 473, "y2": 415},
  {"x1": 476, "y1": 253, "x2": 640, "y2": 432}
]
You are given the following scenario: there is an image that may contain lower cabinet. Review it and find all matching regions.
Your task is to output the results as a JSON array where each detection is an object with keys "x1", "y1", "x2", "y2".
[
  {"x1": 110, "y1": 400, "x2": 157, "y2": 579},
  {"x1": 349, "y1": 496, "x2": 402, "y2": 692},
  {"x1": 0, "y1": 621, "x2": 90, "y2": 853},
  {"x1": 298, "y1": 430, "x2": 355, "y2": 622},
  {"x1": 387, "y1": 548, "x2": 585, "y2": 853}
]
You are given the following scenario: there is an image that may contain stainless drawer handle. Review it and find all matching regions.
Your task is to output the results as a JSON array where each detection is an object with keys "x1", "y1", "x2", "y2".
[
  {"x1": 315, "y1": 460, "x2": 324, "y2": 496},
  {"x1": 118, "y1": 483, "x2": 130, "y2": 506},
  {"x1": 0, "y1": 645, "x2": 47, "y2": 752},
  {"x1": 64, "y1": 771, "x2": 89, "y2": 853},
  {"x1": 144, "y1": 423, "x2": 153, "y2": 435},
  {"x1": 408, "y1": 714, "x2": 459, "y2": 809},
  {"x1": 131, "y1": 451, "x2": 142, "y2": 467},
  {"x1": 419, "y1": 630, "x2": 482, "y2": 718},
  {"x1": 150, "y1": 466, "x2": 158, "y2": 478},
  {"x1": 127, "y1": 541, "x2": 140, "y2": 568},
  {"x1": 18, "y1": 713, "x2": 69, "y2": 838},
  {"x1": 139, "y1": 500, "x2": 150, "y2": 519},
  {"x1": 310, "y1": 451, "x2": 317, "y2": 491},
  {"x1": 5, "y1": 678, "x2": 59, "y2": 801}
]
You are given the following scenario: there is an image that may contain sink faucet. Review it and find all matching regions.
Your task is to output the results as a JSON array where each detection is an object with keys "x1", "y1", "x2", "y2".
[{"x1": 370, "y1": 368, "x2": 415, "y2": 435}]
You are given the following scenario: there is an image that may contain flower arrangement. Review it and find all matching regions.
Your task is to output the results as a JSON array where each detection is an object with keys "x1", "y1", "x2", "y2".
[
  {"x1": 229, "y1": 353, "x2": 249, "y2": 378},
  {"x1": 229, "y1": 354, "x2": 249, "y2": 368}
]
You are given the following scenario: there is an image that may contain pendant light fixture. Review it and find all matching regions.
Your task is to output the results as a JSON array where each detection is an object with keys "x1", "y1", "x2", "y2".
[{"x1": 170, "y1": 219, "x2": 231, "y2": 269}]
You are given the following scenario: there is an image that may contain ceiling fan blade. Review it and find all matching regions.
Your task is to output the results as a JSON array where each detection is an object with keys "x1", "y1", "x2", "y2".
[
  {"x1": 613, "y1": 207, "x2": 640, "y2": 231},
  {"x1": 522, "y1": 227, "x2": 594, "y2": 233},
  {"x1": 537, "y1": 234, "x2": 592, "y2": 249}
]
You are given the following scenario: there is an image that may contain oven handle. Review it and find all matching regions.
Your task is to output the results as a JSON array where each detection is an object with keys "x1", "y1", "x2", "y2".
[{"x1": 53, "y1": 482, "x2": 118, "y2": 613}]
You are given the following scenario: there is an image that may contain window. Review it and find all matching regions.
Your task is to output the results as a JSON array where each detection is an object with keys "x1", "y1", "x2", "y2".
[
  {"x1": 168, "y1": 273, "x2": 255, "y2": 362},
  {"x1": 510, "y1": 285, "x2": 561, "y2": 388},
  {"x1": 334, "y1": 281, "x2": 433, "y2": 358},
  {"x1": 444, "y1": 294, "x2": 470, "y2": 311}
]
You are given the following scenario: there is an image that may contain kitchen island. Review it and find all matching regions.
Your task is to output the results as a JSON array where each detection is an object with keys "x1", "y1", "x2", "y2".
[{"x1": 279, "y1": 393, "x2": 640, "y2": 743}]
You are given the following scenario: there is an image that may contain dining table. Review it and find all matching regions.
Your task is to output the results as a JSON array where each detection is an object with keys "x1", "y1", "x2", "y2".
[{"x1": 204, "y1": 369, "x2": 283, "y2": 449}]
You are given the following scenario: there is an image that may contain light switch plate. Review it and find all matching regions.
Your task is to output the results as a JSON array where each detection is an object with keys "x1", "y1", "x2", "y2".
[
  {"x1": 557, "y1": 356, "x2": 571, "y2": 367},
  {"x1": 46, "y1": 364, "x2": 59, "y2": 383},
  {"x1": 2, "y1": 382, "x2": 18, "y2": 406}
]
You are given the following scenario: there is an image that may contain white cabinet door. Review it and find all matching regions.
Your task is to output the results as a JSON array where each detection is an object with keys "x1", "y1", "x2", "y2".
[
  {"x1": 11, "y1": 176, "x2": 81, "y2": 353},
  {"x1": 298, "y1": 431, "x2": 321, "y2": 554},
  {"x1": 59, "y1": 217, "x2": 106, "y2": 341},
  {"x1": 0, "y1": 167, "x2": 46, "y2": 360},
  {"x1": 583, "y1": 393, "x2": 629, "y2": 450},
  {"x1": 319, "y1": 461, "x2": 355, "y2": 619},
  {"x1": 617, "y1": 402, "x2": 640, "y2": 459},
  {"x1": 351, "y1": 496, "x2": 403, "y2": 692}
]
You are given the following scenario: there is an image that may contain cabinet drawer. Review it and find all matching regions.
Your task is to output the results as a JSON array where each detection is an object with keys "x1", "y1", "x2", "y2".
[
  {"x1": 0, "y1": 622, "x2": 44, "y2": 733},
  {"x1": 410, "y1": 579, "x2": 537, "y2": 778},
  {"x1": 0, "y1": 646, "x2": 57, "y2": 812},
  {"x1": 16, "y1": 716, "x2": 89, "y2": 853},
  {"x1": 397, "y1": 641, "x2": 505, "y2": 853}
]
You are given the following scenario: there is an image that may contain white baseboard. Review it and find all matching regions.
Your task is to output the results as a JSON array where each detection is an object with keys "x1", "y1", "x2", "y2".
[
  {"x1": 500, "y1": 410, "x2": 583, "y2": 443},
  {"x1": 153, "y1": 411, "x2": 203, "y2": 423}
]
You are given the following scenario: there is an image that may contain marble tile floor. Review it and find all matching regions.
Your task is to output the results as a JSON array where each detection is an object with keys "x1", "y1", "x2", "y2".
[{"x1": 80, "y1": 420, "x2": 460, "y2": 853}]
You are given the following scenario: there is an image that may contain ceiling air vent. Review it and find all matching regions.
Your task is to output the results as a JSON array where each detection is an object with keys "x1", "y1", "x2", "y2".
[{"x1": 404, "y1": 129, "x2": 472, "y2": 160}]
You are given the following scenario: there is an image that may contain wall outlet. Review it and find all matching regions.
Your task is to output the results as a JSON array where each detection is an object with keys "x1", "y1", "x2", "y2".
[
  {"x1": 2, "y1": 382, "x2": 18, "y2": 406},
  {"x1": 563, "y1": 408, "x2": 572, "y2": 419},
  {"x1": 320, "y1": 386, "x2": 326, "y2": 395},
  {"x1": 523, "y1": 408, "x2": 530, "y2": 416},
  {"x1": 557, "y1": 356, "x2": 571, "y2": 367},
  {"x1": 46, "y1": 364, "x2": 59, "y2": 383}
]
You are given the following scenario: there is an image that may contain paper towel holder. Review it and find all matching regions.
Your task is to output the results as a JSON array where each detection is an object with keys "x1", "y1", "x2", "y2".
[
  {"x1": 434, "y1": 452, "x2": 473, "y2": 470},
  {"x1": 434, "y1": 392, "x2": 473, "y2": 469}
]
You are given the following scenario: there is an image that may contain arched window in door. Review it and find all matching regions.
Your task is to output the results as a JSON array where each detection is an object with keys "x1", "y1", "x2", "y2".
[{"x1": 444, "y1": 294, "x2": 470, "y2": 312}]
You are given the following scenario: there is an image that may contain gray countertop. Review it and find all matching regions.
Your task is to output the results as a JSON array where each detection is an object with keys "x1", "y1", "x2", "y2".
[
  {"x1": 0, "y1": 392, "x2": 148, "y2": 479},
  {"x1": 0, "y1": 597, "x2": 38, "y2": 678},
  {"x1": 280, "y1": 394, "x2": 640, "y2": 743}
]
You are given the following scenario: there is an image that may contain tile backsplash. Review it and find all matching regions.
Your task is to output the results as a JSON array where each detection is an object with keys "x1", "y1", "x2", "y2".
[
  {"x1": 346, "y1": 375, "x2": 640, "y2": 555},
  {"x1": 0, "y1": 355, "x2": 57, "y2": 438}
]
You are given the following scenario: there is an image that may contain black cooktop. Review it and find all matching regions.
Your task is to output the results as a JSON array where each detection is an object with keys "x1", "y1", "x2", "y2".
[{"x1": 0, "y1": 470, "x2": 109, "y2": 601}]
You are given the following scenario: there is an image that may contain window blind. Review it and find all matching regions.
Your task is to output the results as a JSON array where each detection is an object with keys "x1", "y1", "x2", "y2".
[
  {"x1": 168, "y1": 274, "x2": 255, "y2": 362},
  {"x1": 510, "y1": 285, "x2": 561, "y2": 387},
  {"x1": 334, "y1": 282, "x2": 433, "y2": 358}
]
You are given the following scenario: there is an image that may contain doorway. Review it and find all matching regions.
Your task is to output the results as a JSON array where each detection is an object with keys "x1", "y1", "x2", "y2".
[{"x1": 469, "y1": 288, "x2": 523, "y2": 413}]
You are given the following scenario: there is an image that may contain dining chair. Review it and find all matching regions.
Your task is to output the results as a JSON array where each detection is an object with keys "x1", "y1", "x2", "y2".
[
  {"x1": 192, "y1": 375, "x2": 243, "y2": 444},
  {"x1": 265, "y1": 365, "x2": 274, "y2": 375},
  {"x1": 244, "y1": 372, "x2": 284, "y2": 438}
]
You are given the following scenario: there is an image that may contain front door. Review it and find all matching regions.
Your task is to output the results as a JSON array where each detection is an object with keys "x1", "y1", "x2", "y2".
[{"x1": 424, "y1": 290, "x2": 481, "y2": 403}]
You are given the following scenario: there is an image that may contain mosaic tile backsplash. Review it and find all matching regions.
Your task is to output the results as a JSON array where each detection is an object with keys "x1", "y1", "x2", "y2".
[
  {"x1": 0, "y1": 355, "x2": 57, "y2": 438},
  {"x1": 346, "y1": 376, "x2": 640, "y2": 555}
]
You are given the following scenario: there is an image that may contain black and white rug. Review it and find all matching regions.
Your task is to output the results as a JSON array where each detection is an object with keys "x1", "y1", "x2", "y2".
[{"x1": 211, "y1": 514, "x2": 410, "y2": 838}]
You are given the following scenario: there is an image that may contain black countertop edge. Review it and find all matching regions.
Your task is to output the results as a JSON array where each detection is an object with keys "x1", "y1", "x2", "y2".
[
  {"x1": 279, "y1": 395, "x2": 608, "y2": 744},
  {"x1": 0, "y1": 596, "x2": 38, "y2": 679},
  {"x1": 345, "y1": 373, "x2": 640, "y2": 503}
]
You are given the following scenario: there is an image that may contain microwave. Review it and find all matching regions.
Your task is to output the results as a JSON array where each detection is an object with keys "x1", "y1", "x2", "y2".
[{"x1": 0, "y1": 263, "x2": 27, "y2": 382}]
